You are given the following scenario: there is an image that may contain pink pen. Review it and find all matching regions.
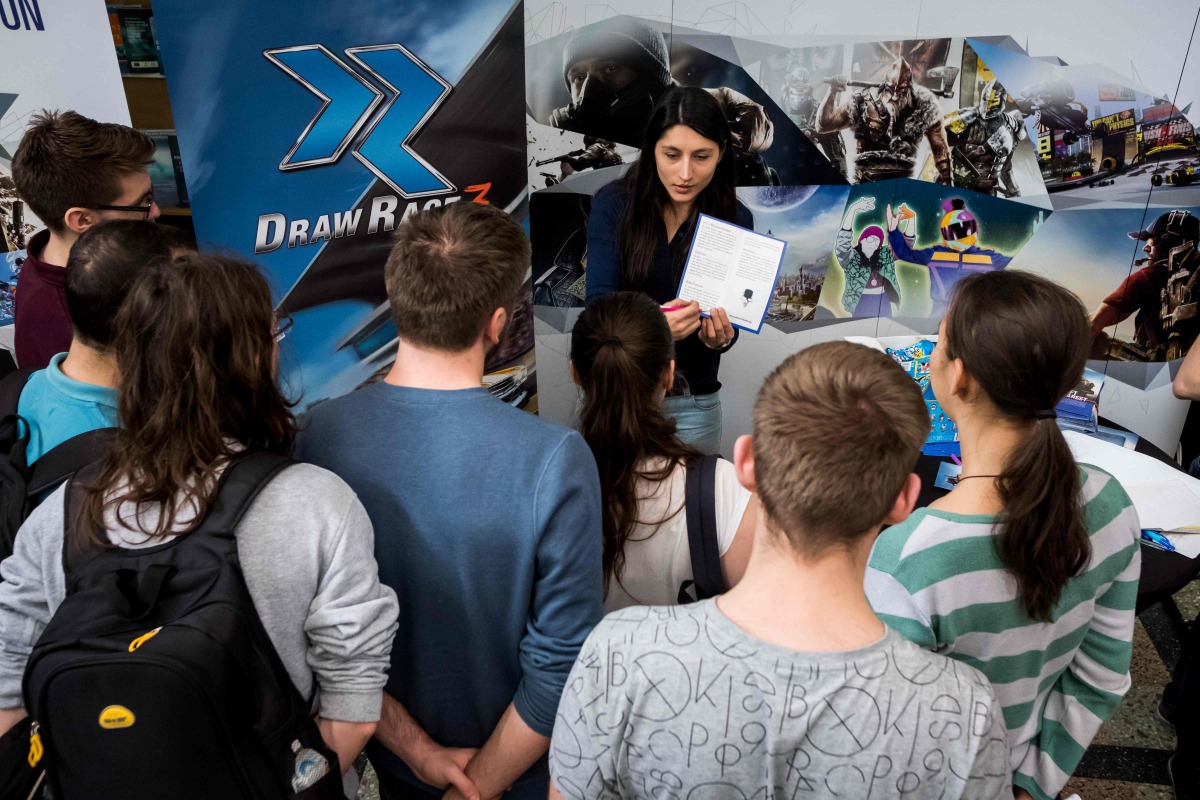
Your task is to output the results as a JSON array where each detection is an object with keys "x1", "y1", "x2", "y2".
[{"x1": 661, "y1": 305, "x2": 687, "y2": 312}]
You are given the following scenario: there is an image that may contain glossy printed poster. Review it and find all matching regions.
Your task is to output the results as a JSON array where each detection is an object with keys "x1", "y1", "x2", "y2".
[
  {"x1": 2, "y1": 0, "x2": 132, "y2": 322},
  {"x1": 153, "y1": 0, "x2": 532, "y2": 409}
]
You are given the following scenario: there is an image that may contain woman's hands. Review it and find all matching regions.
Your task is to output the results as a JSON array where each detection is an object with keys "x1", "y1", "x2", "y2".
[
  {"x1": 662, "y1": 300, "x2": 734, "y2": 349},
  {"x1": 699, "y1": 307, "x2": 735, "y2": 350},
  {"x1": 663, "y1": 299, "x2": 702, "y2": 341}
]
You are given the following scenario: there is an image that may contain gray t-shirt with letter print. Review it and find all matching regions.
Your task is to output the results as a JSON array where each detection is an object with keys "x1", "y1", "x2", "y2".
[{"x1": 549, "y1": 600, "x2": 1009, "y2": 799}]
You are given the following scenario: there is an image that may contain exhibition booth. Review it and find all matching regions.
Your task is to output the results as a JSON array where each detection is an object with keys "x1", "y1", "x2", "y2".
[
  {"x1": 7, "y1": 0, "x2": 1198, "y2": 454},
  {"x1": 7, "y1": 0, "x2": 1200, "y2": 794}
]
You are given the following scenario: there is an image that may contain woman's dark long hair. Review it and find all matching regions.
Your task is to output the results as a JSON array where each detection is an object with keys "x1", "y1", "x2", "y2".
[
  {"x1": 942, "y1": 270, "x2": 1091, "y2": 621},
  {"x1": 572, "y1": 292, "x2": 701, "y2": 587},
  {"x1": 619, "y1": 86, "x2": 737, "y2": 292},
  {"x1": 82, "y1": 254, "x2": 296, "y2": 542}
]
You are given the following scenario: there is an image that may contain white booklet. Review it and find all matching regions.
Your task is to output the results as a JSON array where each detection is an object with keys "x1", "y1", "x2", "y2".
[{"x1": 677, "y1": 214, "x2": 787, "y2": 334}]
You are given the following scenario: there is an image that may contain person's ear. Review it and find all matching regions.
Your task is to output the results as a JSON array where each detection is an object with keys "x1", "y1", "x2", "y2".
[
  {"x1": 881, "y1": 473, "x2": 921, "y2": 526},
  {"x1": 733, "y1": 434, "x2": 757, "y2": 493},
  {"x1": 484, "y1": 307, "x2": 507, "y2": 347},
  {"x1": 660, "y1": 359, "x2": 676, "y2": 393},
  {"x1": 570, "y1": 361, "x2": 581, "y2": 386},
  {"x1": 62, "y1": 207, "x2": 99, "y2": 236},
  {"x1": 948, "y1": 356, "x2": 973, "y2": 403}
]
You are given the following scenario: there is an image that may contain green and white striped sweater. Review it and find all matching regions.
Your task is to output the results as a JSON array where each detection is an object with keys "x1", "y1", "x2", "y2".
[{"x1": 865, "y1": 465, "x2": 1140, "y2": 800}]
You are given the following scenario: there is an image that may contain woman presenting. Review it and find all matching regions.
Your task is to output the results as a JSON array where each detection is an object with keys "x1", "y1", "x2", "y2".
[{"x1": 586, "y1": 86, "x2": 753, "y2": 453}]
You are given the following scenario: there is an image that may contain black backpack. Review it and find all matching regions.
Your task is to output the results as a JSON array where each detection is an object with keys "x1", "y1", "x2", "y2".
[
  {"x1": 0, "y1": 366, "x2": 117, "y2": 562},
  {"x1": 677, "y1": 453, "x2": 728, "y2": 604},
  {"x1": 22, "y1": 451, "x2": 344, "y2": 800}
]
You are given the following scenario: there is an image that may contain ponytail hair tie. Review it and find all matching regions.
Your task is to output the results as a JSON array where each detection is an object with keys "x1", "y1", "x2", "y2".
[
  {"x1": 1033, "y1": 409, "x2": 1057, "y2": 420},
  {"x1": 601, "y1": 336, "x2": 623, "y2": 347}
]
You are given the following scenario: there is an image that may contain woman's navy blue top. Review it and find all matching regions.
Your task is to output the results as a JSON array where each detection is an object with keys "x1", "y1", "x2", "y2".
[{"x1": 584, "y1": 181, "x2": 754, "y2": 395}]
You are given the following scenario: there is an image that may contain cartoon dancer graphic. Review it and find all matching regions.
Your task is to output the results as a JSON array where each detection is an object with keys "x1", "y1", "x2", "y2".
[
  {"x1": 835, "y1": 196, "x2": 900, "y2": 317},
  {"x1": 887, "y1": 197, "x2": 1014, "y2": 312}
]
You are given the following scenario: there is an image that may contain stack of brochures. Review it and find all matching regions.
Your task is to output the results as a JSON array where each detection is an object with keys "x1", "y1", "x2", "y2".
[{"x1": 1055, "y1": 367, "x2": 1104, "y2": 435}]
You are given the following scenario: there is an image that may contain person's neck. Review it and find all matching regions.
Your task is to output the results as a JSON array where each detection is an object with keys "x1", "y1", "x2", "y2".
[
  {"x1": 384, "y1": 339, "x2": 486, "y2": 391},
  {"x1": 666, "y1": 199, "x2": 694, "y2": 224},
  {"x1": 937, "y1": 407, "x2": 1032, "y2": 514},
  {"x1": 59, "y1": 340, "x2": 118, "y2": 388},
  {"x1": 39, "y1": 230, "x2": 75, "y2": 268},
  {"x1": 717, "y1": 522, "x2": 884, "y2": 653}
]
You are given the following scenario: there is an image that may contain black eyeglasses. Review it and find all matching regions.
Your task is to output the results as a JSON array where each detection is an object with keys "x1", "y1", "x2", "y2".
[
  {"x1": 274, "y1": 314, "x2": 294, "y2": 343},
  {"x1": 85, "y1": 200, "x2": 155, "y2": 219}
]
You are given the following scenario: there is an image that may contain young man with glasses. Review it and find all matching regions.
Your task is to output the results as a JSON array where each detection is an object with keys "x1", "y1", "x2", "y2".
[{"x1": 11, "y1": 110, "x2": 161, "y2": 369}]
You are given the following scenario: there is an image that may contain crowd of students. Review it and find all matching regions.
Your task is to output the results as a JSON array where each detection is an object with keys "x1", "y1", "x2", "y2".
[{"x1": 0, "y1": 103, "x2": 1174, "y2": 800}]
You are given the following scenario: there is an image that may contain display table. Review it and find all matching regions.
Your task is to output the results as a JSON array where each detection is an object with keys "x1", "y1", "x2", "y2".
[{"x1": 912, "y1": 425, "x2": 1198, "y2": 614}]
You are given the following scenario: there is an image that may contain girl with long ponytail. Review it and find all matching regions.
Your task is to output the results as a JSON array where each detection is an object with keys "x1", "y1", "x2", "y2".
[
  {"x1": 865, "y1": 270, "x2": 1141, "y2": 800},
  {"x1": 571, "y1": 291, "x2": 756, "y2": 610}
]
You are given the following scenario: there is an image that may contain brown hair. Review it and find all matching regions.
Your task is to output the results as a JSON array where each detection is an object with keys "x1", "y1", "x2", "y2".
[
  {"x1": 620, "y1": 87, "x2": 737, "y2": 291},
  {"x1": 943, "y1": 270, "x2": 1091, "y2": 621},
  {"x1": 11, "y1": 110, "x2": 154, "y2": 233},
  {"x1": 82, "y1": 254, "x2": 296, "y2": 541},
  {"x1": 571, "y1": 292, "x2": 701, "y2": 586},
  {"x1": 386, "y1": 201, "x2": 530, "y2": 351},
  {"x1": 752, "y1": 341, "x2": 929, "y2": 556}
]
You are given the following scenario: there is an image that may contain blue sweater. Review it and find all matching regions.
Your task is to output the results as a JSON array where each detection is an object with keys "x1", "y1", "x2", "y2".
[
  {"x1": 586, "y1": 181, "x2": 753, "y2": 393},
  {"x1": 295, "y1": 383, "x2": 603, "y2": 795}
]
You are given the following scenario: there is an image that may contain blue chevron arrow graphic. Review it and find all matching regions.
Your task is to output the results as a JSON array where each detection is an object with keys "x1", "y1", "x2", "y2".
[
  {"x1": 264, "y1": 44, "x2": 383, "y2": 170},
  {"x1": 345, "y1": 45, "x2": 454, "y2": 198}
]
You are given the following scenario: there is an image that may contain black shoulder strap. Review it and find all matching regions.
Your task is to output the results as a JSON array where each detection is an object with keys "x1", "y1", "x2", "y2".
[
  {"x1": 26, "y1": 427, "x2": 119, "y2": 498},
  {"x1": 190, "y1": 451, "x2": 294, "y2": 535},
  {"x1": 64, "y1": 451, "x2": 294, "y2": 575},
  {"x1": 678, "y1": 453, "x2": 726, "y2": 603},
  {"x1": 0, "y1": 367, "x2": 39, "y2": 469},
  {"x1": 0, "y1": 366, "x2": 38, "y2": 420}
]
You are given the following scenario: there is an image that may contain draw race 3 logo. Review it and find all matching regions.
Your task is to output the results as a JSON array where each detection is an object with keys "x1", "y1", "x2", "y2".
[{"x1": 265, "y1": 43, "x2": 453, "y2": 198}]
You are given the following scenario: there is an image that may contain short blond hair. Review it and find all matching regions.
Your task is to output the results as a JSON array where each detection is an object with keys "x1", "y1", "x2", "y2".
[{"x1": 752, "y1": 341, "x2": 930, "y2": 555}]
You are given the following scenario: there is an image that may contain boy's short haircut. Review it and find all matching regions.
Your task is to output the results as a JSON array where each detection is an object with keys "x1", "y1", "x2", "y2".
[
  {"x1": 11, "y1": 110, "x2": 154, "y2": 234},
  {"x1": 385, "y1": 202, "x2": 531, "y2": 352},
  {"x1": 752, "y1": 341, "x2": 930, "y2": 555},
  {"x1": 65, "y1": 220, "x2": 194, "y2": 349}
]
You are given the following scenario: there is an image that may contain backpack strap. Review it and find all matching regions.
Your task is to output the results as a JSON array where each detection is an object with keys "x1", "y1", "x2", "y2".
[
  {"x1": 187, "y1": 451, "x2": 294, "y2": 537},
  {"x1": 0, "y1": 366, "x2": 39, "y2": 471},
  {"x1": 678, "y1": 453, "x2": 726, "y2": 604},
  {"x1": 63, "y1": 451, "x2": 294, "y2": 575},
  {"x1": 25, "y1": 427, "x2": 118, "y2": 498},
  {"x1": 0, "y1": 366, "x2": 38, "y2": 420}
]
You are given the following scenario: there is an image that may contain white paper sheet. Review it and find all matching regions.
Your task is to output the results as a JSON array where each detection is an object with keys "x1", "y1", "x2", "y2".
[
  {"x1": 1064, "y1": 432, "x2": 1200, "y2": 557},
  {"x1": 1064, "y1": 431, "x2": 1195, "y2": 490},
  {"x1": 1124, "y1": 481, "x2": 1200, "y2": 532},
  {"x1": 677, "y1": 214, "x2": 786, "y2": 334}
]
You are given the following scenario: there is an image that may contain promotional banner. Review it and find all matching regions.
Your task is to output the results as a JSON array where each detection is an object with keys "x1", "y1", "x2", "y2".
[
  {"x1": 1, "y1": 0, "x2": 130, "y2": 322},
  {"x1": 153, "y1": 0, "x2": 530, "y2": 408},
  {"x1": 522, "y1": 3, "x2": 1200, "y2": 454}
]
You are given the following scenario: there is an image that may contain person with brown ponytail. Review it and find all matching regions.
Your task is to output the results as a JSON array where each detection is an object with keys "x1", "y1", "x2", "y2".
[
  {"x1": 571, "y1": 291, "x2": 756, "y2": 610},
  {"x1": 865, "y1": 270, "x2": 1141, "y2": 800}
]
